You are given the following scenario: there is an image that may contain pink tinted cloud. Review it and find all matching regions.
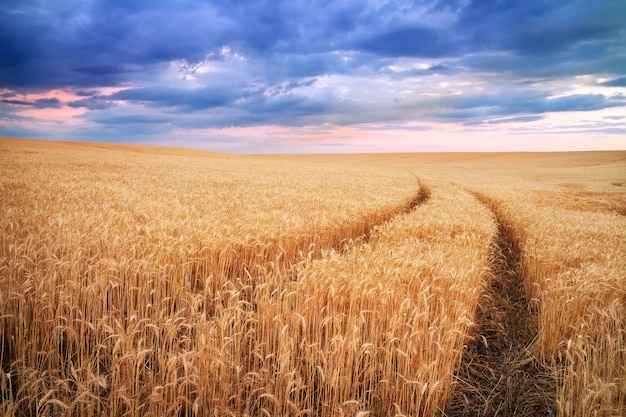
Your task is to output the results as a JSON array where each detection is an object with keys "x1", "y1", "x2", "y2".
[
  {"x1": 15, "y1": 107, "x2": 87, "y2": 124},
  {"x1": 3, "y1": 87, "x2": 129, "y2": 126}
]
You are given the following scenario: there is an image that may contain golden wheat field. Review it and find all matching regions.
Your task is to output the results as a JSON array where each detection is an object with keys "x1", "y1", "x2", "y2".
[{"x1": 1, "y1": 137, "x2": 625, "y2": 417}]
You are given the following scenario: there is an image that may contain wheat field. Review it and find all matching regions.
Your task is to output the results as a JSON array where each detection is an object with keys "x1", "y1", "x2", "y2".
[{"x1": 1, "y1": 137, "x2": 625, "y2": 416}]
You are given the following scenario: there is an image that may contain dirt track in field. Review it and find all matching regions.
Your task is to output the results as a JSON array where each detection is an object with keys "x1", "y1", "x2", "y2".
[{"x1": 448, "y1": 192, "x2": 556, "y2": 417}]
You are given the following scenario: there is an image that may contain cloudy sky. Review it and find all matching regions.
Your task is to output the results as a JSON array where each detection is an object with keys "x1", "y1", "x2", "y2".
[{"x1": 1, "y1": 0, "x2": 625, "y2": 153}]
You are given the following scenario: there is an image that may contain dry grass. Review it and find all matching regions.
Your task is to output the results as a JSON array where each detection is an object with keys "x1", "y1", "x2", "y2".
[{"x1": 1, "y1": 138, "x2": 625, "y2": 416}]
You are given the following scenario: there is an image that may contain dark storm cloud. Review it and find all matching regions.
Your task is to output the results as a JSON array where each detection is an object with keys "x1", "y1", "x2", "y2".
[
  {"x1": 414, "y1": 92, "x2": 625, "y2": 126},
  {"x1": 1, "y1": 0, "x2": 625, "y2": 143},
  {"x1": 110, "y1": 86, "x2": 238, "y2": 110},
  {"x1": 1, "y1": 99, "x2": 32, "y2": 106},
  {"x1": 454, "y1": 0, "x2": 625, "y2": 54},
  {"x1": 0, "y1": 0, "x2": 232, "y2": 89},
  {"x1": 68, "y1": 88, "x2": 236, "y2": 112},
  {"x1": 600, "y1": 77, "x2": 626, "y2": 87},
  {"x1": 357, "y1": 26, "x2": 457, "y2": 58},
  {"x1": 71, "y1": 79, "x2": 331, "y2": 118},
  {"x1": 34, "y1": 98, "x2": 62, "y2": 108},
  {"x1": 453, "y1": 0, "x2": 626, "y2": 77},
  {"x1": 70, "y1": 79, "x2": 340, "y2": 130},
  {"x1": 67, "y1": 97, "x2": 116, "y2": 111},
  {"x1": 75, "y1": 90, "x2": 99, "y2": 97},
  {"x1": 1, "y1": 97, "x2": 62, "y2": 108},
  {"x1": 2, "y1": 0, "x2": 623, "y2": 89},
  {"x1": 237, "y1": 94, "x2": 336, "y2": 126}
]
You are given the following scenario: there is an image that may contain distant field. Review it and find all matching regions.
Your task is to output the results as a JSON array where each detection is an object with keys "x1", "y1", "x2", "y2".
[{"x1": 1, "y1": 137, "x2": 624, "y2": 416}]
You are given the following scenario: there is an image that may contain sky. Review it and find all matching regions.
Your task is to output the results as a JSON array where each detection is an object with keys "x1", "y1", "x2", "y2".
[{"x1": 1, "y1": 0, "x2": 625, "y2": 153}]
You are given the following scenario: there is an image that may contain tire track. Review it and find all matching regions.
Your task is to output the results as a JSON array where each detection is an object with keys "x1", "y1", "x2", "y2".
[
  {"x1": 234, "y1": 180, "x2": 429, "y2": 283},
  {"x1": 283, "y1": 179, "x2": 430, "y2": 284},
  {"x1": 448, "y1": 192, "x2": 556, "y2": 417},
  {"x1": 207, "y1": 180, "x2": 431, "y2": 415}
]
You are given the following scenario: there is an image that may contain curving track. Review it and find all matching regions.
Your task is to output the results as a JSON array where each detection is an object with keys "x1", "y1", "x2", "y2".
[{"x1": 448, "y1": 192, "x2": 556, "y2": 416}]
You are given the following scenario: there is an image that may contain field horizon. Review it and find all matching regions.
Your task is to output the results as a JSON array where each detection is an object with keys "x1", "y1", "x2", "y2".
[
  {"x1": 1, "y1": 136, "x2": 624, "y2": 416},
  {"x1": 4, "y1": 135, "x2": 625, "y2": 158}
]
